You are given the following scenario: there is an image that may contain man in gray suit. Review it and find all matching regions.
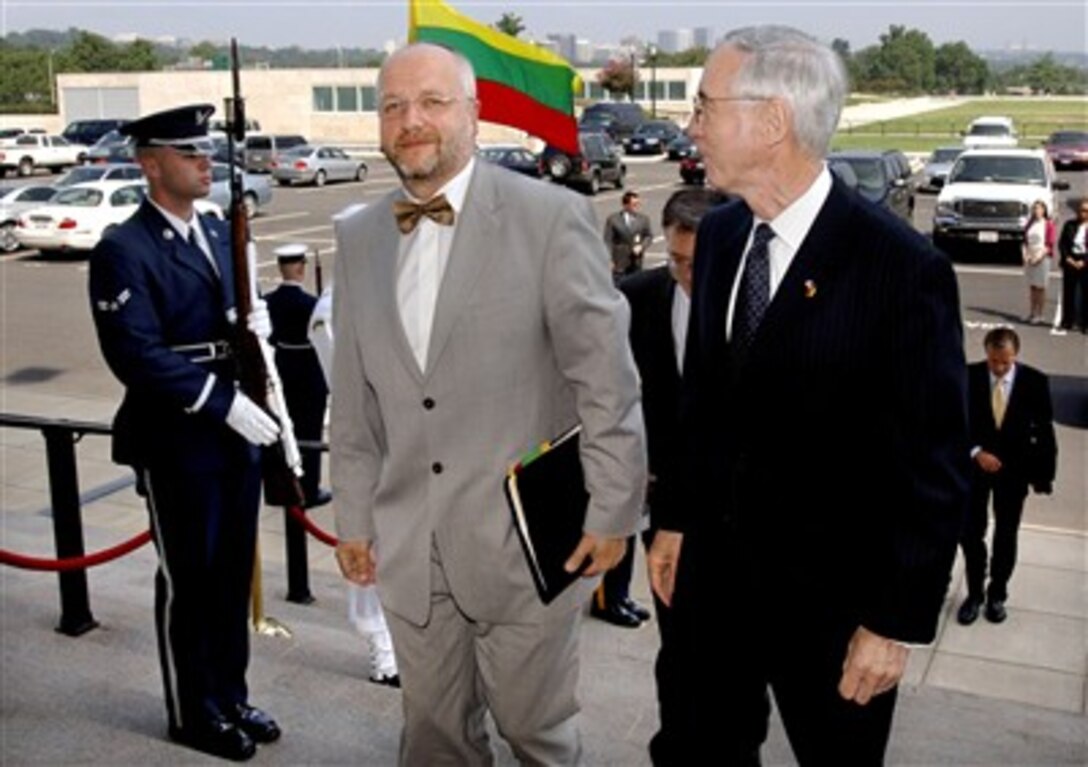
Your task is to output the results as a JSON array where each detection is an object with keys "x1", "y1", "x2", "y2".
[{"x1": 330, "y1": 43, "x2": 647, "y2": 765}]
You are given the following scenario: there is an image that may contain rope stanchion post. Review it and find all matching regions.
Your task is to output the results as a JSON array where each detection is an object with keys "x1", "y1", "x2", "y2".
[
  {"x1": 284, "y1": 504, "x2": 314, "y2": 604},
  {"x1": 42, "y1": 425, "x2": 99, "y2": 636}
]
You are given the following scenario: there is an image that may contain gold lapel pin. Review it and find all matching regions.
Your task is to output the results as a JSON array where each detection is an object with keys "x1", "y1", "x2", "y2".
[{"x1": 804, "y1": 279, "x2": 817, "y2": 298}]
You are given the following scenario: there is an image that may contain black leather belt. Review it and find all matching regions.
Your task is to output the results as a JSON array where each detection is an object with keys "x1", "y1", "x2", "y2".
[{"x1": 171, "y1": 340, "x2": 232, "y2": 363}]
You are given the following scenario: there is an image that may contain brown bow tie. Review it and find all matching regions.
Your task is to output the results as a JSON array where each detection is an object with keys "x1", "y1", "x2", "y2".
[{"x1": 393, "y1": 194, "x2": 455, "y2": 234}]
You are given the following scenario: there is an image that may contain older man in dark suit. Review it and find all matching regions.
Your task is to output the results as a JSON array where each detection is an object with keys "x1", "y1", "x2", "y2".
[
  {"x1": 649, "y1": 27, "x2": 970, "y2": 764},
  {"x1": 958, "y1": 327, "x2": 1057, "y2": 626}
]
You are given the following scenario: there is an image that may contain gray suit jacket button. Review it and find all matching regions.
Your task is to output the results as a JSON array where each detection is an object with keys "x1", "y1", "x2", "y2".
[
  {"x1": 423, "y1": 397, "x2": 435, "y2": 410},
  {"x1": 431, "y1": 462, "x2": 443, "y2": 474}
]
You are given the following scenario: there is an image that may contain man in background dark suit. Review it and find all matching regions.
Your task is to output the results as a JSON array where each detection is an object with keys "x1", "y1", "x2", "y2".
[
  {"x1": 604, "y1": 191, "x2": 654, "y2": 280},
  {"x1": 958, "y1": 327, "x2": 1057, "y2": 626},
  {"x1": 619, "y1": 187, "x2": 724, "y2": 764},
  {"x1": 265, "y1": 244, "x2": 330, "y2": 508},
  {"x1": 649, "y1": 27, "x2": 969, "y2": 764}
]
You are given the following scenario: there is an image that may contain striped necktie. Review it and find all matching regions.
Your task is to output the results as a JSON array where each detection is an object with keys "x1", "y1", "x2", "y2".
[{"x1": 732, "y1": 223, "x2": 775, "y2": 362}]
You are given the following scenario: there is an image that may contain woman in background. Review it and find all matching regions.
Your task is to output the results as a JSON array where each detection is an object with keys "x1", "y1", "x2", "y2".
[{"x1": 1022, "y1": 200, "x2": 1055, "y2": 325}]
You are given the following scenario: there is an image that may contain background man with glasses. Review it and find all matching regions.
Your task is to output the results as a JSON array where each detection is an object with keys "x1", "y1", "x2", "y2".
[
  {"x1": 330, "y1": 43, "x2": 646, "y2": 764},
  {"x1": 649, "y1": 26, "x2": 969, "y2": 764}
]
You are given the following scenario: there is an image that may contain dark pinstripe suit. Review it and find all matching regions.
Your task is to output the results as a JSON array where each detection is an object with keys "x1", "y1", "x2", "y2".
[{"x1": 660, "y1": 179, "x2": 970, "y2": 764}]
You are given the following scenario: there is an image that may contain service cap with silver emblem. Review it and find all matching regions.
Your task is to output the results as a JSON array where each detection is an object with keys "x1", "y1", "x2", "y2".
[{"x1": 120, "y1": 103, "x2": 216, "y2": 157}]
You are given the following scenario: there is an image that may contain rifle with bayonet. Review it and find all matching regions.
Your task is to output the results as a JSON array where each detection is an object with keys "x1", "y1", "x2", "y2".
[{"x1": 226, "y1": 37, "x2": 305, "y2": 507}]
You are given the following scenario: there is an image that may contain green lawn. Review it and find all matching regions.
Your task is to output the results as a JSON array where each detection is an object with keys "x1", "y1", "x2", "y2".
[{"x1": 834, "y1": 97, "x2": 1087, "y2": 153}]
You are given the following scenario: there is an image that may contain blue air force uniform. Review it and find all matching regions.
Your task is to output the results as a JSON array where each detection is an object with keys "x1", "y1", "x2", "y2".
[{"x1": 87, "y1": 104, "x2": 277, "y2": 760}]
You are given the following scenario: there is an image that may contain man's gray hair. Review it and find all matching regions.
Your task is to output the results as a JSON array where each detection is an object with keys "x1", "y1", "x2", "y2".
[
  {"x1": 377, "y1": 42, "x2": 477, "y2": 101},
  {"x1": 722, "y1": 26, "x2": 847, "y2": 158}
]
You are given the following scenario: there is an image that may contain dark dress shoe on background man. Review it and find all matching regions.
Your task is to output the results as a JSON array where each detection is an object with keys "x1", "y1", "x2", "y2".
[
  {"x1": 956, "y1": 596, "x2": 982, "y2": 625},
  {"x1": 169, "y1": 716, "x2": 256, "y2": 761},
  {"x1": 985, "y1": 599, "x2": 1007, "y2": 623},
  {"x1": 590, "y1": 600, "x2": 642, "y2": 628},
  {"x1": 620, "y1": 596, "x2": 651, "y2": 622},
  {"x1": 306, "y1": 488, "x2": 333, "y2": 509},
  {"x1": 231, "y1": 703, "x2": 282, "y2": 743}
]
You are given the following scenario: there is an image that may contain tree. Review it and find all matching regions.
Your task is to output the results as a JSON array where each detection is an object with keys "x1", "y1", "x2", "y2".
[
  {"x1": 189, "y1": 41, "x2": 220, "y2": 62},
  {"x1": 597, "y1": 57, "x2": 637, "y2": 100},
  {"x1": 494, "y1": 13, "x2": 525, "y2": 38},
  {"x1": 117, "y1": 39, "x2": 157, "y2": 72},
  {"x1": 934, "y1": 42, "x2": 989, "y2": 94},
  {"x1": 831, "y1": 38, "x2": 851, "y2": 63},
  {"x1": 59, "y1": 30, "x2": 118, "y2": 72}
]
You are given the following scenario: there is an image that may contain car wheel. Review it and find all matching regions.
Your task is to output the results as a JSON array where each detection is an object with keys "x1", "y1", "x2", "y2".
[
  {"x1": 0, "y1": 221, "x2": 18, "y2": 253},
  {"x1": 243, "y1": 192, "x2": 258, "y2": 220},
  {"x1": 587, "y1": 172, "x2": 601, "y2": 195},
  {"x1": 314, "y1": 170, "x2": 326, "y2": 187},
  {"x1": 17, "y1": 157, "x2": 34, "y2": 177},
  {"x1": 277, "y1": 178, "x2": 291, "y2": 186},
  {"x1": 614, "y1": 167, "x2": 626, "y2": 190},
  {"x1": 548, "y1": 155, "x2": 571, "y2": 179},
  {"x1": 355, "y1": 164, "x2": 368, "y2": 182}
]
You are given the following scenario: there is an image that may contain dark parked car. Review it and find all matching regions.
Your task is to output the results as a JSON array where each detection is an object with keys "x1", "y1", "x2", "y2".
[
  {"x1": 82, "y1": 130, "x2": 135, "y2": 165},
  {"x1": 62, "y1": 119, "x2": 129, "y2": 148},
  {"x1": 666, "y1": 134, "x2": 696, "y2": 160},
  {"x1": 478, "y1": 145, "x2": 541, "y2": 178},
  {"x1": 579, "y1": 102, "x2": 645, "y2": 143},
  {"x1": 1043, "y1": 130, "x2": 1088, "y2": 169},
  {"x1": 624, "y1": 120, "x2": 683, "y2": 155},
  {"x1": 827, "y1": 150, "x2": 914, "y2": 222},
  {"x1": 541, "y1": 131, "x2": 625, "y2": 194},
  {"x1": 679, "y1": 149, "x2": 705, "y2": 185}
]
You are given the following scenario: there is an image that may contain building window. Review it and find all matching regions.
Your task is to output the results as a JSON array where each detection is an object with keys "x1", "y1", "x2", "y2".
[
  {"x1": 667, "y1": 81, "x2": 687, "y2": 101},
  {"x1": 336, "y1": 86, "x2": 358, "y2": 112},
  {"x1": 587, "y1": 83, "x2": 605, "y2": 100},
  {"x1": 361, "y1": 86, "x2": 377, "y2": 112},
  {"x1": 313, "y1": 87, "x2": 334, "y2": 112},
  {"x1": 650, "y1": 81, "x2": 666, "y2": 101}
]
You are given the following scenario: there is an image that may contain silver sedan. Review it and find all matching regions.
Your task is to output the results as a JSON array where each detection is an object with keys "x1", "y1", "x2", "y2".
[
  {"x1": 206, "y1": 163, "x2": 274, "y2": 219},
  {"x1": 271, "y1": 145, "x2": 368, "y2": 187}
]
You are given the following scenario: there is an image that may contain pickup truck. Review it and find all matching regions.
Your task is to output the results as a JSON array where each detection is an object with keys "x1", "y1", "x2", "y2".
[
  {"x1": 932, "y1": 148, "x2": 1069, "y2": 260},
  {"x1": 0, "y1": 134, "x2": 89, "y2": 177}
]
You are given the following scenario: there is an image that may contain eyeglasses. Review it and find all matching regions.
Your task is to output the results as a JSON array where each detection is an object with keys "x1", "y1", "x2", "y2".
[
  {"x1": 379, "y1": 94, "x2": 467, "y2": 119},
  {"x1": 691, "y1": 93, "x2": 769, "y2": 122}
]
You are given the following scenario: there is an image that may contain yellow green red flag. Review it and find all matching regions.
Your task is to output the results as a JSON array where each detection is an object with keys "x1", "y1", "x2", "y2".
[{"x1": 408, "y1": 0, "x2": 582, "y2": 154}]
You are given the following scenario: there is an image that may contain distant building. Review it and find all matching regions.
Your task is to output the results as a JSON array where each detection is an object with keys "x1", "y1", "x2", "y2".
[
  {"x1": 658, "y1": 29, "x2": 693, "y2": 54},
  {"x1": 574, "y1": 38, "x2": 593, "y2": 65},
  {"x1": 547, "y1": 33, "x2": 577, "y2": 63},
  {"x1": 693, "y1": 27, "x2": 715, "y2": 49}
]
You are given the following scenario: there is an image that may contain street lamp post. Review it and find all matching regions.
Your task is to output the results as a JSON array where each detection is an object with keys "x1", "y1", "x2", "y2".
[{"x1": 648, "y1": 44, "x2": 658, "y2": 119}]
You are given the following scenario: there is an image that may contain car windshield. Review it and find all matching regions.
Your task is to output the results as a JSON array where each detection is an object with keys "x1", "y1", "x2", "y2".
[
  {"x1": 838, "y1": 158, "x2": 886, "y2": 196},
  {"x1": 1049, "y1": 131, "x2": 1088, "y2": 145},
  {"x1": 56, "y1": 167, "x2": 105, "y2": 186},
  {"x1": 54, "y1": 188, "x2": 104, "y2": 207},
  {"x1": 968, "y1": 124, "x2": 1012, "y2": 137},
  {"x1": 91, "y1": 131, "x2": 130, "y2": 149},
  {"x1": 637, "y1": 123, "x2": 673, "y2": 138},
  {"x1": 949, "y1": 156, "x2": 1045, "y2": 185},
  {"x1": 931, "y1": 148, "x2": 963, "y2": 163},
  {"x1": 282, "y1": 146, "x2": 314, "y2": 158}
]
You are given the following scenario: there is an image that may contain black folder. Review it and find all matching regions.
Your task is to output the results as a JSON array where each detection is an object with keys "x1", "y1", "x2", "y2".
[{"x1": 504, "y1": 424, "x2": 589, "y2": 604}]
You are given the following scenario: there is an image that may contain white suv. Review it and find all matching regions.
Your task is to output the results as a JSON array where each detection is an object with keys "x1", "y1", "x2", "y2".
[
  {"x1": 962, "y1": 116, "x2": 1018, "y2": 149},
  {"x1": 932, "y1": 148, "x2": 1069, "y2": 257}
]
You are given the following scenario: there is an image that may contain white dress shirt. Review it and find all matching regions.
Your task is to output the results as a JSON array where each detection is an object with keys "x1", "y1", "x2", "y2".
[
  {"x1": 671, "y1": 284, "x2": 690, "y2": 374},
  {"x1": 726, "y1": 166, "x2": 832, "y2": 340},
  {"x1": 395, "y1": 158, "x2": 475, "y2": 372}
]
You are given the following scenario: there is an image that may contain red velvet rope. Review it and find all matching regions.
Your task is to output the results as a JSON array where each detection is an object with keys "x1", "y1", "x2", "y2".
[
  {"x1": 286, "y1": 504, "x2": 339, "y2": 547},
  {"x1": 0, "y1": 530, "x2": 153, "y2": 572}
]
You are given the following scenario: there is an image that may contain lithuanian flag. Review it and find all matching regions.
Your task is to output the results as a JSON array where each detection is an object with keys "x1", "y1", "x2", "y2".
[{"x1": 409, "y1": 0, "x2": 582, "y2": 154}]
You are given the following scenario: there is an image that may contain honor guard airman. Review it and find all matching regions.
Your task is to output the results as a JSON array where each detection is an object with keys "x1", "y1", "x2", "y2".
[
  {"x1": 265, "y1": 243, "x2": 331, "y2": 508},
  {"x1": 87, "y1": 103, "x2": 281, "y2": 761}
]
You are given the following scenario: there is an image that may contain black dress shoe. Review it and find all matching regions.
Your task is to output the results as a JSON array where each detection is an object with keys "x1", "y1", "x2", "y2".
[
  {"x1": 590, "y1": 601, "x2": 642, "y2": 628},
  {"x1": 369, "y1": 672, "x2": 401, "y2": 688},
  {"x1": 956, "y1": 596, "x2": 982, "y2": 625},
  {"x1": 984, "y1": 599, "x2": 1007, "y2": 623},
  {"x1": 306, "y1": 488, "x2": 333, "y2": 509},
  {"x1": 169, "y1": 717, "x2": 256, "y2": 761},
  {"x1": 231, "y1": 704, "x2": 282, "y2": 744},
  {"x1": 621, "y1": 597, "x2": 651, "y2": 622}
]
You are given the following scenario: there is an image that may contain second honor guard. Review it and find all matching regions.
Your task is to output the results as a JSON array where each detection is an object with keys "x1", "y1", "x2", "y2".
[{"x1": 265, "y1": 243, "x2": 331, "y2": 507}]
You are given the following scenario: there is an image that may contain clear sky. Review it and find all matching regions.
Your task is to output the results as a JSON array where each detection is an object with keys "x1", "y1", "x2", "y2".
[{"x1": 3, "y1": 0, "x2": 1086, "y2": 54}]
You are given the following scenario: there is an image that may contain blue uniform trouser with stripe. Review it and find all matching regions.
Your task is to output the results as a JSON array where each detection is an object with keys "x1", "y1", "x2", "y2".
[{"x1": 143, "y1": 452, "x2": 261, "y2": 730}]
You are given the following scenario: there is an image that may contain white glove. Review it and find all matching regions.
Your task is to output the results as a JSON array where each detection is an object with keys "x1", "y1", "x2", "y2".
[
  {"x1": 226, "y1": 392, "x2": 280, "y2": 446},
  {"x1": 246, "y1": 298, "x2": 272, "y2": 341}
]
